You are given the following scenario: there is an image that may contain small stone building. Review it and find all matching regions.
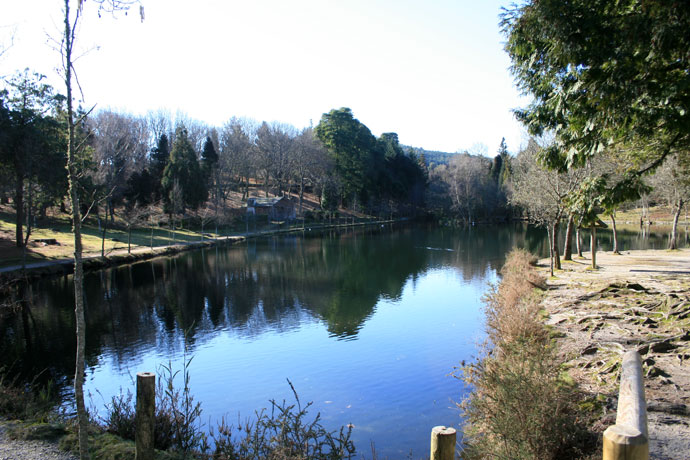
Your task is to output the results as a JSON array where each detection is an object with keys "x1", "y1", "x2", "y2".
[{"x1": 246, "y1": 196, "x2": 296, "y2": 221}]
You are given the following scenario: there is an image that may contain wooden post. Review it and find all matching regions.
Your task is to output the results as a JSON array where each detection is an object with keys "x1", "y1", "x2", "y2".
[
  {"x1": 136, "y1": 372, "x2": 155, "y2": 460},
  {"x1": 603, "y1": 351, "x2": 648, "y2": 460},
  {"x1": 430, "y1": 426, "x2": 456, "y2": 460}
]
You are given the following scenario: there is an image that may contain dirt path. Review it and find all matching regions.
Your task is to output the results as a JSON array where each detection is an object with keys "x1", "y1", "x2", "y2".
[
  {"x1": 0, "y1": 423, "x2": 76, "y2": 460},
  {"x1": 539, "y1": 249, "x2": 690, "y2": 460}
]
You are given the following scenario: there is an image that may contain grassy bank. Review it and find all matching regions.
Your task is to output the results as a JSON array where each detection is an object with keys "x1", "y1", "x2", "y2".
[
  {"x1": 0, "y1": 208, "x2": 212, "y2": 268},
  {"x1": 0, "y1": 206, "x2": 399, "y2": 281}
]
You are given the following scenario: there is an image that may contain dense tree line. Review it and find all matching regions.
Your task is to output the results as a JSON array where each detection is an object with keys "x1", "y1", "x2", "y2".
[
  {"x1": 425, "y1": 138, "x2": 512, "y2": 223},
  {"x1": 0, "y1": 77, "x2": 430, "y2": 248},
  {"x1": 314, "y1": 108, "x2": 426, "y2": 215}
]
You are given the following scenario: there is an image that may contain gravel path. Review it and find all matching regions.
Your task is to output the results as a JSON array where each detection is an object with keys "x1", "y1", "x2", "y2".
[{"x1": 0, "y1": 423, "x2": 76, "y2": 460}]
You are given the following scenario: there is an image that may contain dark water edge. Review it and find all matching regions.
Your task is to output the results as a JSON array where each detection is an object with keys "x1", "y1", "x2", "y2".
[{"x1": 0, "y1": 222, "x2": 686, "y2": 457}]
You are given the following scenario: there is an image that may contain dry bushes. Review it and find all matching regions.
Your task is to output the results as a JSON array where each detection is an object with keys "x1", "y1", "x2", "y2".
[
  {"x1": 483, "y1": 249, "x2": 547, "y2": 347},
  {"x1": 457, "y1": 249, "x2": 594, "y2": 460}
]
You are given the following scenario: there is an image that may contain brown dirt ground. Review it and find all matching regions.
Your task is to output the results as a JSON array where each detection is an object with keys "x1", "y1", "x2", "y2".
[{"x1": 539, "y1": 249, "x2": 690, "y2": 460}]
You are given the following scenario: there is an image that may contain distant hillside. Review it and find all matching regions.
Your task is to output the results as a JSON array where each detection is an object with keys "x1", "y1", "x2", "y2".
[{"x1": 404, "y1": 146, "x2": 459, "y2": 166}]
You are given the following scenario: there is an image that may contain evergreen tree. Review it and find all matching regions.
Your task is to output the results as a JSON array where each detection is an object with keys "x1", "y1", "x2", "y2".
[
  {"x1": 161, "y1": 127, "x2": 207, "y2": 213},
  {"x1": 496, "y1": 137, "x2": 510, "y2": 188},
  {"x1": 201, "y1": 135, "x2": 218, "y2": 180},
  {"x1": 124, "y1": 168, "x2": 155, "y2": 208},
  {"x1": 491, "y1": 154, "x2": 503, "y2": 184},
  {"x1": 150, "y1": 133, "x2": 169, "y2": 199},
  {"x1": 502, "y1": 1, "x2": 690, "y2": 192},
  {"x1": 1, "y1": 70, "x2": 66, "y2": 247},
  {"x1": 314, "y1": 108, "x2": 378, "y2": 206}
]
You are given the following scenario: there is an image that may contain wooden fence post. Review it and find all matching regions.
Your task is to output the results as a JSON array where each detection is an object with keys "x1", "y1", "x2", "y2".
[
  {"x1": 430, "y1": 425, "x2": 456, "y2": 460},
  {"x1": 136, "y1": 372, "x2": 155, "y2": 460},
  {"x1": 603, "y1": 351, "x2": 649, "y2": 460}
]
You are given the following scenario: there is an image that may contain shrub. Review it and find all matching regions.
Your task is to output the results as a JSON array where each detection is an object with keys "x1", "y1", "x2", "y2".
[
  {"x1": 99, "y1": 354, "x2": 207, "y2": 455},
  {"x1": 99, "y1": 371, "x2": 354, "y2": 459},
  {"x1": 0, "y1": 367, "x2": 56, "y2": 421},
  {"x1": 211, "y1": 380, "x2": 355, "y2": 460},
  {"x1": 483, "y1": 248, "x2": 547, "y2": 347},
  {"x1": 457, "y1": 249, "x2": 593, "y2": 460}
]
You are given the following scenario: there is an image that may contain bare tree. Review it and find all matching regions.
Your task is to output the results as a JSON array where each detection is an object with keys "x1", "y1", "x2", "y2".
[
  {"x1": 650, "y1": 153, "x2": 690, "y2": 249},
  {"x1": 59, "y1": 2, "x2": 142, "y2": 458},
  {"x1": 255, "y1": 121, "x2": 296, "y2": 197},
  {"x1": 121, "y1": 201, "x2": 148, "y2": 253},
  {"x1": 219, "y1": 117, "x2": 255, "y2": 200},
  {"x1": 510, "y1": 139, "x2": 586, "y2": 275},
  {"x1": 441, "y1": 153, "x2": 492, "y2": 223},
  {"x1": 146, "y1": 108, "x2": 172, "y2": 145},
  {"x1": 90, "y1": 110, "x2": 148, "y2": 219},
  {"x1": 292, "y1": 127, "x2": 329, "y2": 214}
]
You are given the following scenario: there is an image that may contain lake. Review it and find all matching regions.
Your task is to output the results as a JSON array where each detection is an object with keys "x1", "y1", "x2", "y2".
[{"x1": 1, "y1": 222, "x2": 687, "y2": 457}]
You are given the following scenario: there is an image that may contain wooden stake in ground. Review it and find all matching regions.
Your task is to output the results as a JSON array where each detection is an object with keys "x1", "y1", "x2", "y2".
[
  {"x1": 136, "y1": 372, "x2": 155, "y2": 460},
  {"x1": 430, "y1": 426, "x2": 456, "y2": 460}
]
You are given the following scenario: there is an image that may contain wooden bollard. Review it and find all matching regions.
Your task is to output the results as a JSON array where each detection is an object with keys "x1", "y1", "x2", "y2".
[
  {"x1": 136, "y1": 372, "x2": 156, "y2": 460},
  {"x1": 603, "y1": 351, "x2": 649, "y2": 460},
  {"x1": 430, "y1": 425, "x2": 456, "y2": 460}
]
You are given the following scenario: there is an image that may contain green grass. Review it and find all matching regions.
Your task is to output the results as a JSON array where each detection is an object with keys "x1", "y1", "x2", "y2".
[
  {"x1": 0, "y1": 210, "x2": 210, "y2": 269},
  {"x1": 0, "y1": 209, "x2": 390, "y2": 269}
]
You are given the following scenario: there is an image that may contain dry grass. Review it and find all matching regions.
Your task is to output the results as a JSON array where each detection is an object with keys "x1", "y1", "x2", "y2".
[
  {"x1": 457, "y1": 249, "x2": 596, "y2": 460},
  {"x1": 484, "y1": 249, "x2": 548, "y2": 347}
]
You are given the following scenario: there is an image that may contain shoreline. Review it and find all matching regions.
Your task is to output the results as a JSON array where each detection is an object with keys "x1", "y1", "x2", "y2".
[
  {"x1": 0, "y1": 219, "x2": 401, "y2": 284},
  {"x1": 538, "y1": 248, "x2": 690, "y2": 459}
]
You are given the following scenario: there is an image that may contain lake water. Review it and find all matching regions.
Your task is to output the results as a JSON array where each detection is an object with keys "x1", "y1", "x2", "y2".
[{"x1": 1, "y1": 222, "x2": 687, "y2": 457}]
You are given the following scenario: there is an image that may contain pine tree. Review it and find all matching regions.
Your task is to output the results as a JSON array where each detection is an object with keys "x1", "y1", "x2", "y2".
[
  {"x1": 162, "y1": 127, "x2": 207, "y2": 214},
  {"x1": 200, "y1": 135, "x2": 218, "y2": 182},
  {"x1": 150, "y1": 133, "x2": 170, "y2": 200},
  {"x1": 497, "y1": 138, "x2": 510, "y2": 189}
]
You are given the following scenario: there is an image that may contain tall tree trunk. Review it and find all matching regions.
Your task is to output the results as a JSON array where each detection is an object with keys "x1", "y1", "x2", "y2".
[
  {"x1": 590, "y1": 224, "x2": 597, "y2": 269},
  {"x1": 552, "y1": 221, "x2": 561, "y2": 270},
  {"x1": 563, "y1": 215, "x2": 574, "y2": 261},
  {"x1": 576, "y1": 227, "x2": 583, "y2": 257},
  {"x1": 299, "y1": 175, "x2": 304, "y2": 214},
  {"x1": 547, "y1": 225, "x2": 554, "y2": 277},
  {"x1": 15, "y1": 175, "x2": 24, "y2": 247},
  {"x1": 23, "y1": 182, "x2": 33, "y2": 247},
  {"x1": 108, "y1": 198, "x2": 115, "y2": 223},
  {"x1": 101, "y1": 211, "x2": 108, "y2": 257},
  {"x1": 669, "y1": 199, "x2": 683, "y2": 250},
  {"x1": 63, "y1": 2, "x2": 90, "y2": 458},
  {"x1": 611, "y1": 212, "x2": 620, "y2": 254}
]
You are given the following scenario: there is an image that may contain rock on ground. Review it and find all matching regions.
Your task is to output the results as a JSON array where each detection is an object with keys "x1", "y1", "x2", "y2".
[{"x1": 540, "y1": 249, "x2": 690, "y2": 460}]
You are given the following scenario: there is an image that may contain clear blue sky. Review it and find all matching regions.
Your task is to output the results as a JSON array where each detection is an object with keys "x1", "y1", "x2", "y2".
[{"x1": 2, "y1": 0, "x2": 528, "y2": 155}]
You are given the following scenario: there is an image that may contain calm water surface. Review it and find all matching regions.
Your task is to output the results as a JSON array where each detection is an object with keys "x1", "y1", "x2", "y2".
[{"x1": 2, "y1": 223, "x2": 687, "y2": 457}]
